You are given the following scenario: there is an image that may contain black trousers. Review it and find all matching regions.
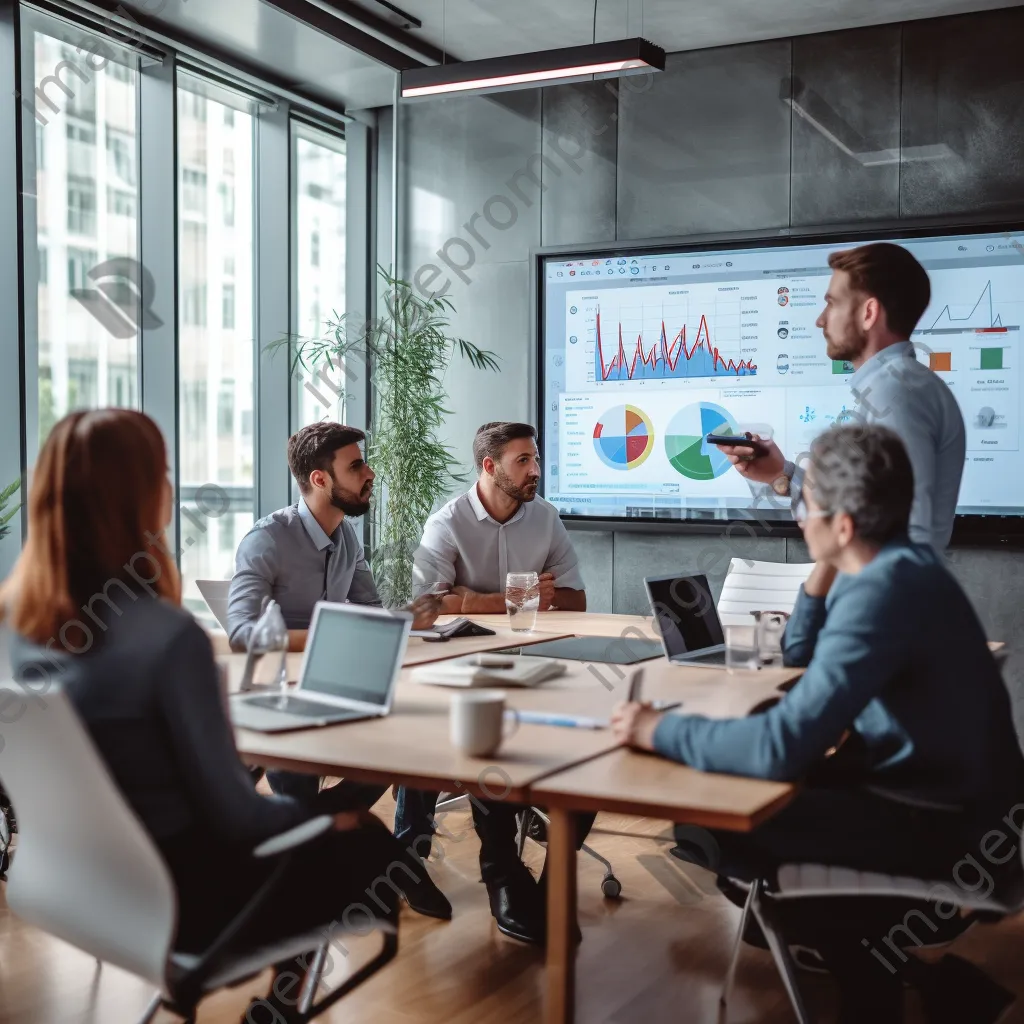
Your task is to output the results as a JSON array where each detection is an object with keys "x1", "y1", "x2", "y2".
[
  {"x1": 265, "y1": 771, "x2": 390, "y2": 814},
  {"x1": 161, "y1": 822, "x2": 409, "y2": 955},
  {"x1": 266, "y1": 771, "x2": 439, "y2": 850},
  {"x1": 471, "y1": 799, "x2": 596, "y2": 885},
  {"x1": 268, "y1": 773, "x2": 597, "y2": 886}
]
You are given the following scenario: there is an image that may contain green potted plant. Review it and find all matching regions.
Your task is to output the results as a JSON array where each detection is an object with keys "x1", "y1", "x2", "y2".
[
  {"x1": 0, "y1": 477, "x2": 21, "y2": 543},
  {"x1": 275, "y1": 267, "x2": 499, "y2": 606}
]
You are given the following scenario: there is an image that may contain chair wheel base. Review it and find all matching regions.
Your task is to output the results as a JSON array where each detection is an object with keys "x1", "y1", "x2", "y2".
[{"x1": 601, "y1": 874, "x2": 622, "y2": 899}]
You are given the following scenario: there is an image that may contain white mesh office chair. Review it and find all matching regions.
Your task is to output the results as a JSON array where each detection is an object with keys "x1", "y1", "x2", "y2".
[
  {"x1": 196, "y1": 579, "x2": 232, "y2": 633},
  {"x1": 0, "y1": 681, "x2": 397, "y2": 1024},
  {"x1": 716, "y1": 558, "x2": 815, "y2": 627},
  {"x1": 718, "y1": 561, "x2": 1011, "y2": 671}
]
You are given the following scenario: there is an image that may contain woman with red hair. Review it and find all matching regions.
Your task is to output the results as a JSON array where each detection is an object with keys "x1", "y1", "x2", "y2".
[{"x1": 0, "y1": 410, "x2": 414, "y2": 980}]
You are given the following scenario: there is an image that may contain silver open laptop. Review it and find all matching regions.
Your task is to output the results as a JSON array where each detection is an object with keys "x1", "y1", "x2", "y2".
[
  {"x1": 644, "y1": 573, "x2": 728, "y2": 667},
  {"x1": 230, "y1": 602, "x2": 411, "y2": 733}
]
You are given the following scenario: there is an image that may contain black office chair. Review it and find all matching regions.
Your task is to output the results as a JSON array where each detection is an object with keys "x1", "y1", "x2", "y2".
[{"x1": 0, "y1": 783, "x2": 14, "y2": 880}]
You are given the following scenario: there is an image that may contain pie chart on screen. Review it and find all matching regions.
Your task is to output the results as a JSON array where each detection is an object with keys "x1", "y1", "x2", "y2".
[
  {"x1": 593, "y1": 404, "x2": 654, "y2": 470},
  {"x1": 665, "y1": 401, "x2": 738, "y2": 481}
]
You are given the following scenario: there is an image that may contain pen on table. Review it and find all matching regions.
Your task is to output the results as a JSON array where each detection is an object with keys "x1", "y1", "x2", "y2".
[
  {"x1": 651, "y1": 700, "x2": 682, "y2": 713},
  {"x1": 517, "y1": 711, "x2": 608, "y2": 730},
  {"x1": 627, "y1": 667, "x2": 644, "y2": 703}
]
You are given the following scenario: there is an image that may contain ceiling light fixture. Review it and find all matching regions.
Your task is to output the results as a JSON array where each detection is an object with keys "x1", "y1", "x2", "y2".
[{"x1": 401, "y1": 38, "x2": 665, "y2": 99}]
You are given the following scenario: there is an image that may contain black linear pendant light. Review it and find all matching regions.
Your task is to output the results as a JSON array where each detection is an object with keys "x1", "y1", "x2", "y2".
[{"x1": 401, "y1": 38, "x2": 665, "y2": 99}]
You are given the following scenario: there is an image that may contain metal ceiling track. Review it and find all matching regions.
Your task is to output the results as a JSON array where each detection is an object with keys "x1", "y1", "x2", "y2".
[{"x1": 259, "y1": 0, "x2": 441, "y2": 69}]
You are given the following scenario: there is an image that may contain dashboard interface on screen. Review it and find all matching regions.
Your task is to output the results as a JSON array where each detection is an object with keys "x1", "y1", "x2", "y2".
[{"x1": 539, "y1": 228, "x2": 1024, "y2": 523}]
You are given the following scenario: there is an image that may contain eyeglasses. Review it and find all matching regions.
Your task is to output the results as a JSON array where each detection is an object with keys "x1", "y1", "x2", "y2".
[{"x1": 791, "y1": 476, "x2": 832, "y2": 524}]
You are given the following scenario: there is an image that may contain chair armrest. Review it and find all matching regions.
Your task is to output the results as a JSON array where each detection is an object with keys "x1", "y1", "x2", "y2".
[{"x1": 253, "y1": 815, "x2": 333, "y2": 859}]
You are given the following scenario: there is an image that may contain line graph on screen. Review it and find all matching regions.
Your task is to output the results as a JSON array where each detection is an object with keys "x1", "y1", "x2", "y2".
[{"x1": 583, "y1": 292, "x2": 758, "y2": 382}]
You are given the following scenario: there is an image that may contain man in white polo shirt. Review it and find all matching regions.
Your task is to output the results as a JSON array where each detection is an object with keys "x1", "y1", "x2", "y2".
[
  {"x1": 411, "y1": 421, "x2": 590, "y2": 946},
  {"x1": 414, "y1": 420, "x2": 587, "y2": 612}
]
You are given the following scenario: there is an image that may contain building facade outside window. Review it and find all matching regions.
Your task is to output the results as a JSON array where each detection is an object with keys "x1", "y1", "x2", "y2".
[
  {"x1": 293, "y1": 123, "x2": 346, "y2": 429},
  {"x1": 25, "y1": 32, "x2": 140, "y2": 446},
  {"x1": 177, "y1": 75, "x2": 256, "y2": 622}
]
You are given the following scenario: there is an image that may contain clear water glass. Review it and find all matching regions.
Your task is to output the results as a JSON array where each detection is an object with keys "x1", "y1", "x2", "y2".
[
  {"x1": 725, "y1": 623, "x2": 760, "y2": 673},
  {"x1": 754, "y1": 610, "x2": 789, "y2": 668},
  {"x1": 505, "y1": 571, "x2": 540, "y2": 633},
  {"x1": 249, "y1": 599, "x2": 289, "y2": 704}
]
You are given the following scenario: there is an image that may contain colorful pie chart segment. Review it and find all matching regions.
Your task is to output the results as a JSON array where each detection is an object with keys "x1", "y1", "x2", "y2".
[
  {"x1": 665, "y1": 402, "x2": 738, "y2": 481},
  {"x1": 593, "y1": 404, "x2": 655, "y2": 470}
]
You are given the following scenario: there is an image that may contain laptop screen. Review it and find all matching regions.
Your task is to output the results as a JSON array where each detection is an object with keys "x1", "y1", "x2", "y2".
[
  {"x1": 301, "y1": 606, "x2": 407, "y2": 706},
  {"x1": 646, "y1": 575, "x2": 724, "y2": 657}
]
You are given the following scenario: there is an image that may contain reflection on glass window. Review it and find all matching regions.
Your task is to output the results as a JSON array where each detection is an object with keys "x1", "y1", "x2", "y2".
[
  {"x1": 177, "y1": 77, "x2": 255, "y2": 626},
  {"x1": 293, "y1": 124, "x2": 346, "y2": 429},
  {"x1": 67, "y1": 247, "x2": 97, "y2": 291},
  {"x1": 26, "y1": 33, "x2": 139, "y2": 447},
  {"x1": 182, "y1": 168, "x2": 207, "y2": 215},
  {"x1": 222, "y1": 282, "x2": 235, "y2": 328},
  {"x1": 106, "y1": 126, "x2": 136, "y2": 185}
]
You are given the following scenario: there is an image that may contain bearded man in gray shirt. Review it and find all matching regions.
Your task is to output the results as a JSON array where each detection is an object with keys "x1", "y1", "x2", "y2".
[{"x1": 227, "y1": 422, "x2": 450, "y2": 921}]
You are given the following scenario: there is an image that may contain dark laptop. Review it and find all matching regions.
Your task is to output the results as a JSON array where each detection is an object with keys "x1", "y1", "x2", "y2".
[{"x1": 644, "y1": 573, "x2": 727, "y2": 667}]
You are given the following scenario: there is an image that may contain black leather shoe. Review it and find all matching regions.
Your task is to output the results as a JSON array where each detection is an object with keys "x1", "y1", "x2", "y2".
[
  {"x1": 517, "y1": 809, "x2": 548, "y2": 843},
  {"x1": 399, "y1": 863, "x2": 452, "y2": 920},
  {"x1": 487, "y1": 876, "x2": 546, "y2": 945}
]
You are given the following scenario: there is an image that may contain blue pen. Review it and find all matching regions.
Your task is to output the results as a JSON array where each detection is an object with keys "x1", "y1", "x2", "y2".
[{"x1": 517, "y1": 711, "x2": 608, "y2": 730}]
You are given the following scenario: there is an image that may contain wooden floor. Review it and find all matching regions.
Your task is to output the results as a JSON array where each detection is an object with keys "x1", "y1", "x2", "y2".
[{"x1": 2, "y1": 796, "x2": 1024, "y2": 1024}]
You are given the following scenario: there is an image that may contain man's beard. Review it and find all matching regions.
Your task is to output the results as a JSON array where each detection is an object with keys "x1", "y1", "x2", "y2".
[
  {"x1": 825, "y1": 322, "x2": 868, "y2": 363},
  {"x1": 329, "y1": 478, "x2": 372, "y2": 517},
  {"x1": 494, "y1": 464, "x2": 539, "y2": 504}
]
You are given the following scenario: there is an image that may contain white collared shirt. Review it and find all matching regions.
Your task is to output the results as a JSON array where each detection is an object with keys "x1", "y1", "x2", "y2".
[{"x1": 412, "y1": 483, "x2": 585, "y2": 597}]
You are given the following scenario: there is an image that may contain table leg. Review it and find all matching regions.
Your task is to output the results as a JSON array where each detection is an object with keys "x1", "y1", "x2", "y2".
[{"x1": 545, "y1": 806, "x2": 577, "y2": 1024}]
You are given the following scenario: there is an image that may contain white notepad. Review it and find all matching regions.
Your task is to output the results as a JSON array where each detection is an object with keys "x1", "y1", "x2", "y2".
[{"x1": 410, "y1": 654, "x2": 566, "y2": 688}]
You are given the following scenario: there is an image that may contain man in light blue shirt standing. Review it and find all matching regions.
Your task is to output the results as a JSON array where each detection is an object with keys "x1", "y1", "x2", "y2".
[{"x1": 717, "y1": 242, "x2": 966, "y2": 550}]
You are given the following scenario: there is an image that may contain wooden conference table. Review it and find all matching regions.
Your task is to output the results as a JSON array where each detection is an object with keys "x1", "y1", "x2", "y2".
[{"x1": 228, "y1": 611, "x2": 805, "y2": 1024}]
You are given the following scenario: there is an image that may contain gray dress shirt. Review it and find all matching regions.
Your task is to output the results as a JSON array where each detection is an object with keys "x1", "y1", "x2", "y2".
[
  {"x1": 787, "y1": 342, "x2": 966, "y2": 550},
  {"x1": 227, "y1": 497, "x2": 380, "y2": 650},
  {"x1": 412, "y1": 484, "x2": 585, "y2": 597}
]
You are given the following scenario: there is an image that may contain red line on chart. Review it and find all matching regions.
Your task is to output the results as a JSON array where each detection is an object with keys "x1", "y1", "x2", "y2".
[{"x1": 594, "y1": 311, "x2": 757, "y2": 381}]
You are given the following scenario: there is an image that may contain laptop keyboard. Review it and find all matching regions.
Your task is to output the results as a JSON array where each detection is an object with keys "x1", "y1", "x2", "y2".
[
  {"x1": 244, "y1": 694, "x2": 355, "y2": 718},
  {"x1": 686, "y1": 649, "x2": 727, "y2": 665}
]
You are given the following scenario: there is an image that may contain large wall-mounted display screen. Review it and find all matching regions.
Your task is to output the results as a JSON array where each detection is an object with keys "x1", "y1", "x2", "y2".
[{"x1": 538, "y1": 227, "x2": 1024, "y2": 526}]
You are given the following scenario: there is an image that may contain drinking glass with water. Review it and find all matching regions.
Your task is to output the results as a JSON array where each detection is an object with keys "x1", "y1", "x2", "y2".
[
  {"x1": 753, "y1": 610, "x2": 789, "y2": 668},
  {"x1": 244, "y1": 598, "x2": 289, "y2": 704},
  {"x1": 505, "y1": 572, "x2": 540, "y2": 632},
  {"x1": 725, "y1": 622, "x2": 760, "y2": 673}
]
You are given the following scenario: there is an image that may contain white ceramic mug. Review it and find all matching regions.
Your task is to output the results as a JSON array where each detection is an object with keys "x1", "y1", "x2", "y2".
[{"x1": 449, "y1": 690, "x2": 520, "y2": 757}]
